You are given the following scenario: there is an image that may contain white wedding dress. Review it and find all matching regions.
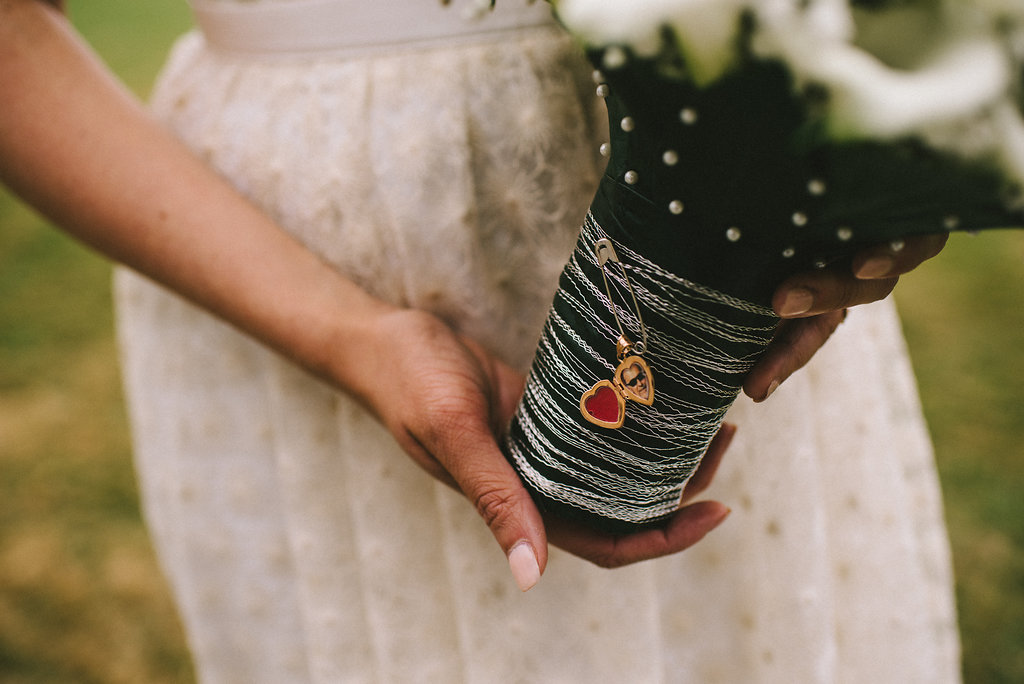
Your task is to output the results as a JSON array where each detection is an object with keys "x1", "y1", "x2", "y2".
[{"x1": 114, "y1": 1, "x2": 961, "y2": 681}]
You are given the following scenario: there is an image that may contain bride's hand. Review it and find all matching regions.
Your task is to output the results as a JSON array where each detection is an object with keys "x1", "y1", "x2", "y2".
[
  {"x1": 544, "y1": 422, "x2": 734, "y2": 570},
  {"x1": 744, "y1": 233, "x2": 947, "y2": 401},
  {"x1": 357, "y1": 310, "x2": 732, "y2": 590}
]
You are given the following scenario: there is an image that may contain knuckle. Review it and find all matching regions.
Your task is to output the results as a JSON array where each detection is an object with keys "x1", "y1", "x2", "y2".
[
  {"x1": 813, "y1": 309, "x2": 845, "y2": 336},
  {"x1": 802, "y1": 311, "x2": 844, "y2": 357},
  {"x1": 851, "y1": 274, "x2": 896, "y2": 307},
  {"x1": 928, "y1": 232, "x2": 950, "y2": 256},
  {"x1": 581, "y1": 543, "x2": 625, "y2": 569},
  {"x1": 832, "y1": 280, "x2": 857, "y2": 310},
  {"x1": 877, "y1": 276, "x2": 898, "y2": 299},
  {"x1": 773, "y1": 312, "x2": 845, "y2": 377},
  {"x1": 891, "y1": 233, "x2": 946, "y2": 274},
  {"x1": 472, "y1": 484, "x2": 520, "y2": 531},
  {"x1": 590, "y1": 554, "x2": 621, "y2": 569},
  {"x1": 911, "y1": 233, "x2": 949, "y2": 262},
  {"x1": 800, "y1": 269, "x2": 855, "y2": 312},
  {"x1": 415, "y1": 395, "x2": 483, "y2": 449}
]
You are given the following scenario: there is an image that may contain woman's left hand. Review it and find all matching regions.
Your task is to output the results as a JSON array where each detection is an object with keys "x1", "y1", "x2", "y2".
[{"x1": 744, "y1": 233, "x2": 948, "y2": 401}]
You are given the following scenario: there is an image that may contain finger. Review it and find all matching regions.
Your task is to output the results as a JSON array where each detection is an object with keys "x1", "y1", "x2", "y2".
[
  {"x1": 431, "y1": 416, "x2": 549, "y2": 592},
  {"x1": 743, "y1": 310, "x2": 846, "y2": 401},
  {"x1": 679, "y1": 422, "x2": 736, "y2": 503},
  {"x1": 773, "y1": 266, "x2": 896, "y2": 318},
  {"x1": 853, "y1": 232, "x2": 948, "y2": 279},
  {"x1": 546, "y1": 500, "x2": 730, "y2": 569}
]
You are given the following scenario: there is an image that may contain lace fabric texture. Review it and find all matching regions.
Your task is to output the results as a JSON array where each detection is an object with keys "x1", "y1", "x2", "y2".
[{"x1": 115, "y1": 1, "x2": 960, "y2": 681}]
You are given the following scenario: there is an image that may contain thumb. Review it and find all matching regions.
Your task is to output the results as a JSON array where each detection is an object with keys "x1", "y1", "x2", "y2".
[{"x1": 444, "y1": 426, "x2": 549, "y2": 592}]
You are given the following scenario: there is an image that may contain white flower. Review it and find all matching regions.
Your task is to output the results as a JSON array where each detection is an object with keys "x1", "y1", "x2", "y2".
[
  {"x1": 554, "y1": 0, "x2": 1024, "y2": 183},
  {"x1": 555, "y1": 0, "x2": 749, "y2": 83},
  {"x1": 753, "y1": 2, "x2": 1015, "y2": 135}
]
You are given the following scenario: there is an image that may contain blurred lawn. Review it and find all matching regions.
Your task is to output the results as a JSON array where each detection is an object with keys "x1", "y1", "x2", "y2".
[
  {"x1": 0, "y1": 2, "x2": 1022, "y2": 683},
  {"x1": 1, "y1": 3, "x2": 196, "y2": 683},
  {"x1": 897, "y1": 231, "x2": 1024, "y2": 683}
]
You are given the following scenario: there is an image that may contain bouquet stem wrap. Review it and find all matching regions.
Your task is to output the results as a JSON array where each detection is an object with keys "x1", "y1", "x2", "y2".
[
  {"x1": 504, "y1": 38, "x2": 1022, "y2": 533},
  {"x1": 505, "y1": 194, "x2": 777, "y2": 532}
]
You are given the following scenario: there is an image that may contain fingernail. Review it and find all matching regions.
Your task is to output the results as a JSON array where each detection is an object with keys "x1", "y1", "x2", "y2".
[
  {"x1": 778, "y1": 288, "x2": 813, "y2": 317},
  {"x1": 708, "y1": 505, "x2": 732, "y2": 529},
  {"x1": 761, "y1": 379, "x2": 780, "y2": 402},
  {"x1": 856, "y1": 255, "x2": 894, "y2": 279},
  {"x1": 508, "y1": 542, "x2": 540, "y2": 592}
]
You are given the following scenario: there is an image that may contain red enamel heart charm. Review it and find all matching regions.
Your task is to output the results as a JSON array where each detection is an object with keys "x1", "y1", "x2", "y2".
[{"x1": 580, "y1": 380, "x2": 626, "y2": 429}]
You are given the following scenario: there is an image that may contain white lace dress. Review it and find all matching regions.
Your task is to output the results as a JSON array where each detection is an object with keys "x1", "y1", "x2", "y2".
[{"x1": 114, "y1": 1, "x2": 962, "y2": 681}]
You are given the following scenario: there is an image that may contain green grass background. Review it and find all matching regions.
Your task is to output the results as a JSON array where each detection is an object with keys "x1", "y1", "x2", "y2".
[{"x1": 1, "y1": 2, "x2": 1022, "y2": 682}]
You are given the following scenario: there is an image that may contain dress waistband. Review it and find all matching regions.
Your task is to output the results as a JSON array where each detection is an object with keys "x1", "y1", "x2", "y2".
[{"x1": 189, "y1": 0, "x2": 558, "y2": 58}]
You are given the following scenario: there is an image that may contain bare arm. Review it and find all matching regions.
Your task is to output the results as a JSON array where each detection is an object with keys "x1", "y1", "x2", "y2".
[{"x1": 0, "y1": 0, "x2": 392, "y2": 385}]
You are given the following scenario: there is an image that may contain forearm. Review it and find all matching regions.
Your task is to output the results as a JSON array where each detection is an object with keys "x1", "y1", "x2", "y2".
[{"x1": 0, "y1": 0, "x2": 394, "y2": 393}]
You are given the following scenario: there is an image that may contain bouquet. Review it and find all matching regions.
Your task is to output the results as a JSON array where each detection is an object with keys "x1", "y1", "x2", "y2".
[{"x1": 503, "y1": 0, "x2": 1024, "y2": 532}]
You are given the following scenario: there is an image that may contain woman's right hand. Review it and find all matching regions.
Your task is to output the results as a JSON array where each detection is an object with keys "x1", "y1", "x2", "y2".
[{"x1": 353, "y1": 310, "x2": 733, "y2": 591}]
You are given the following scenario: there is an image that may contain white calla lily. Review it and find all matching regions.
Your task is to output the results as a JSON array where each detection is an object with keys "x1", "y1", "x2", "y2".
[
  {"x1": 554, "y1": 0, "x2": 1024, "y2": 183},
  {"x1": 770, "y1": 35, "x2": 1011, "y2": 137},
  {"x1": 554, "y1": 0, "x2": 748, "y2": 83}
]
